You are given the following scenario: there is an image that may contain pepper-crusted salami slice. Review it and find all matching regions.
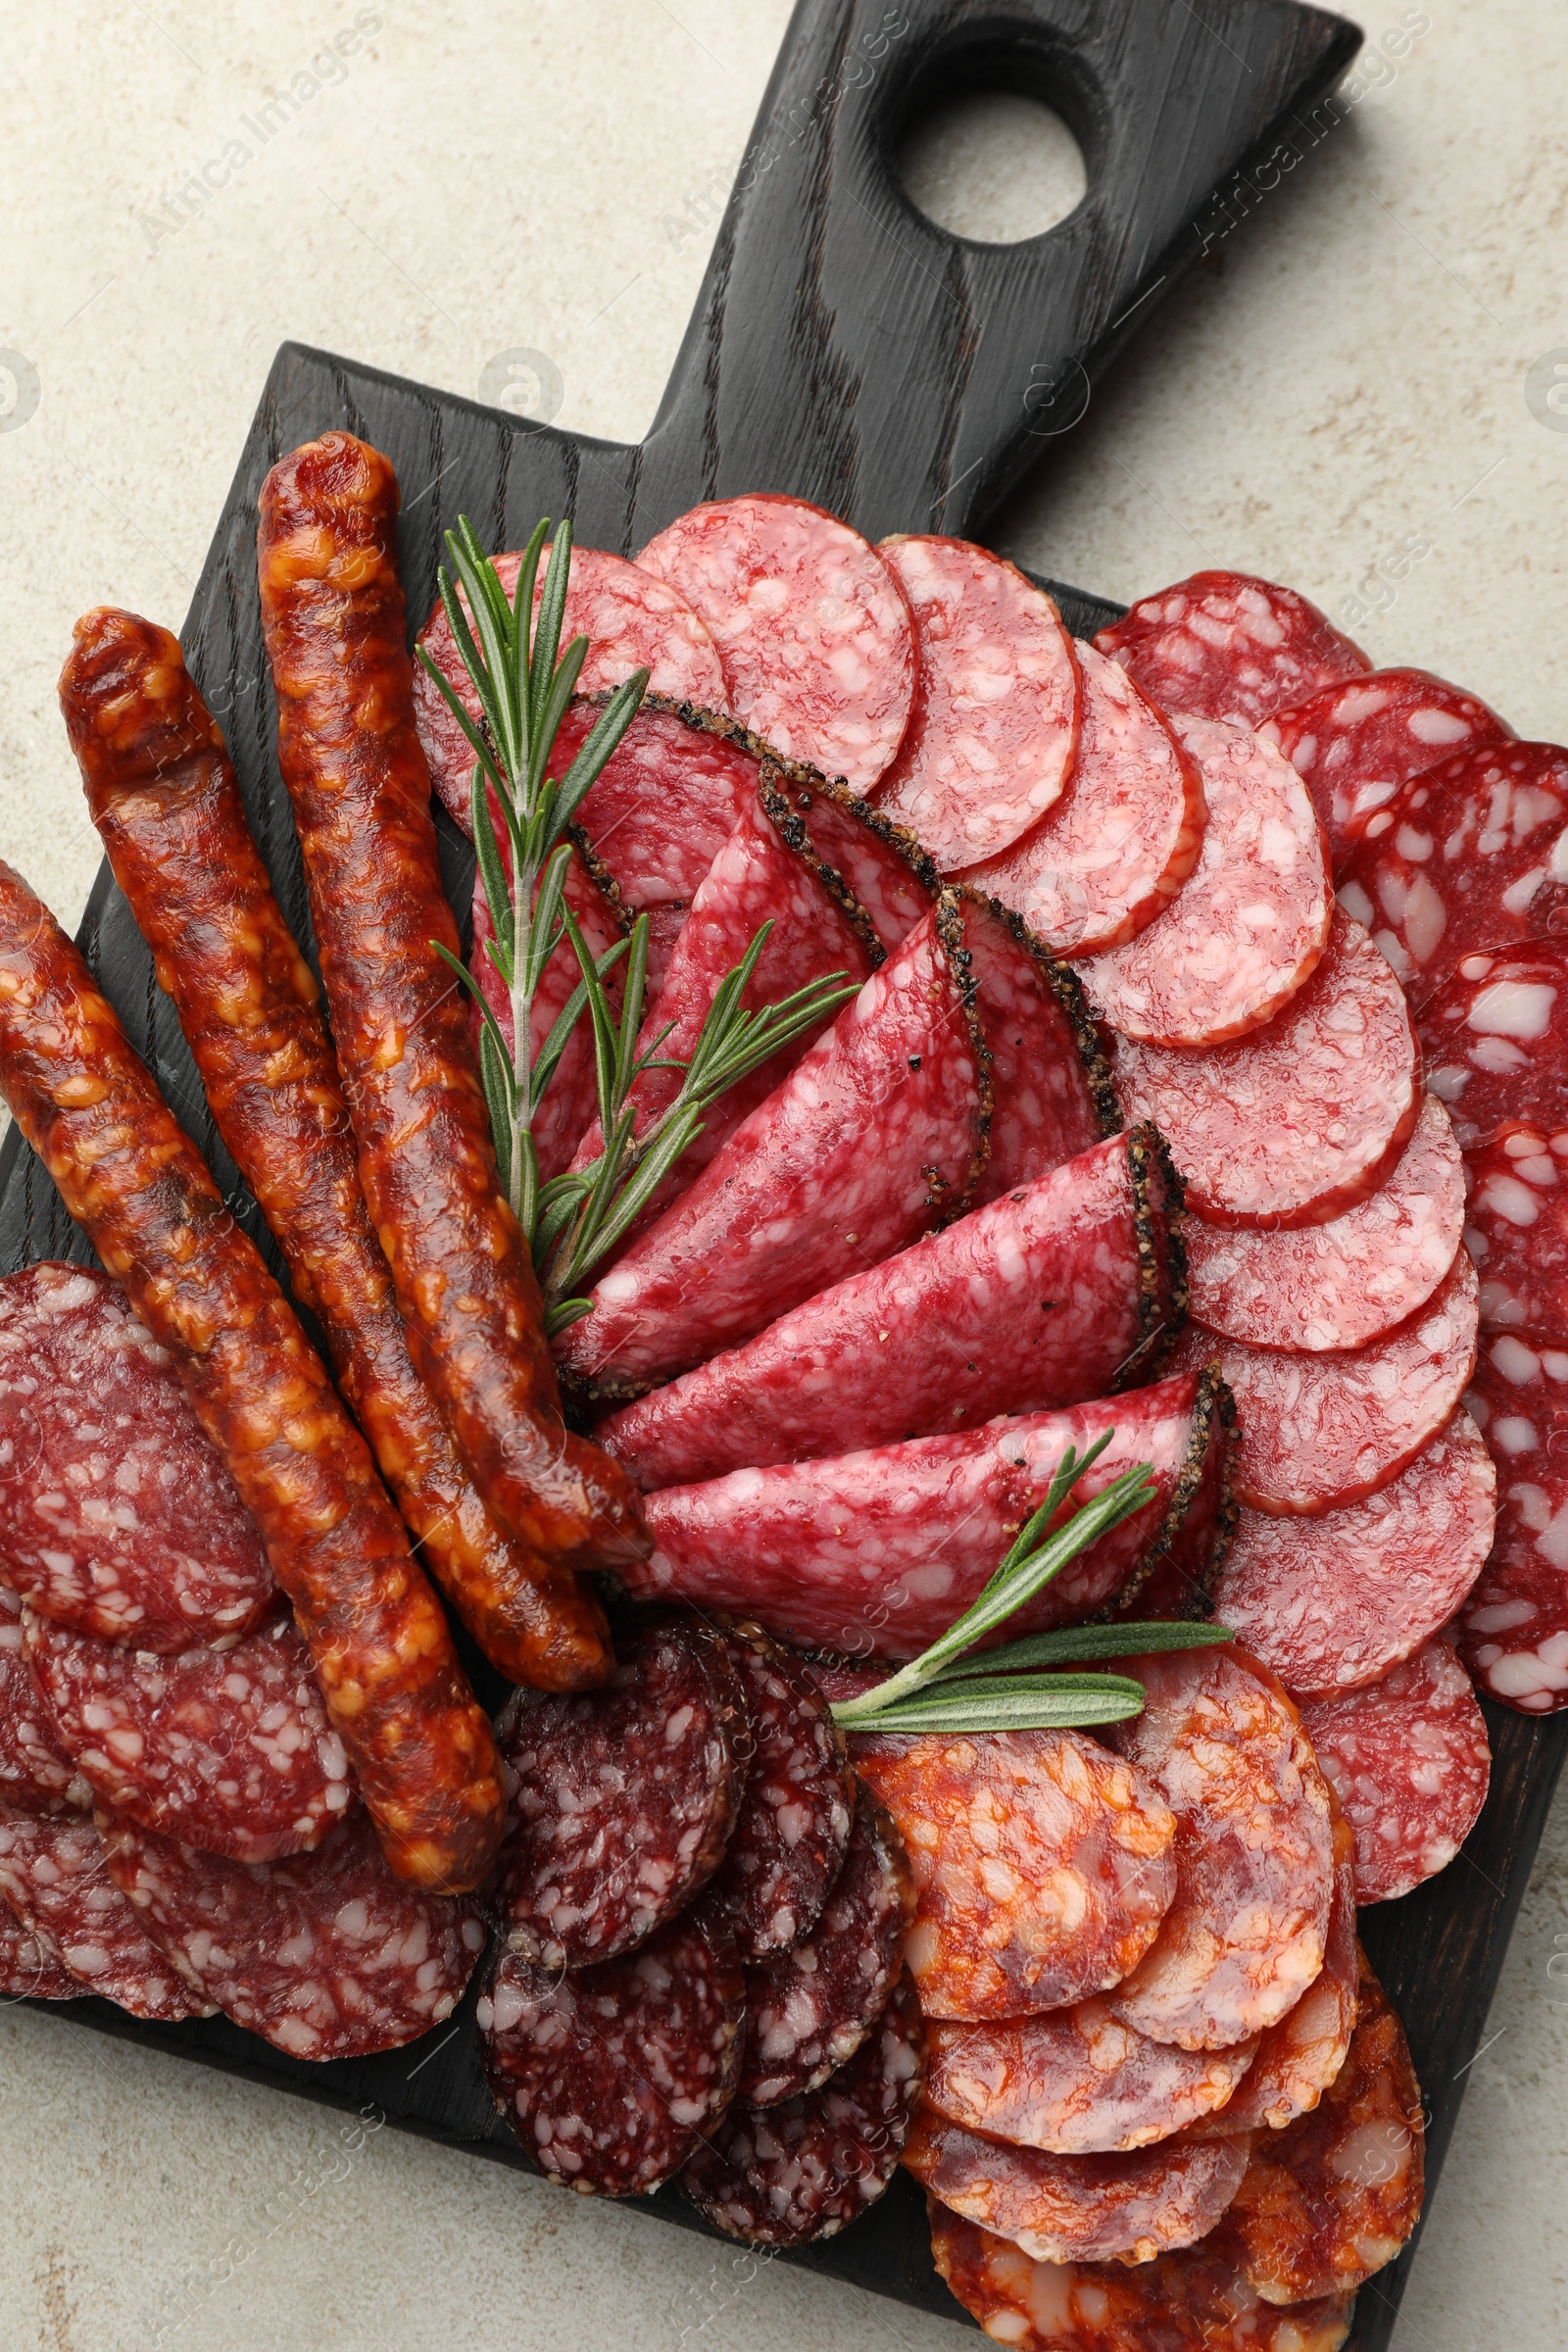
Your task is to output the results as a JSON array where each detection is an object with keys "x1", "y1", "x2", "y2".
[
  {"x1": 1185, "y1": 1095, "x2": 1465, "y2": 1349},
  {"x1": 0, "y1": 1264, "x2": 273, "y2": 1652},
  {"x1": 1463, "y1": 1123, "x2": 1568, "y2": 1337},
  {"x1": 99, "y1": 1808, "x2": 486, "y2": 2054},
  {"x1": 638, "y1": 495, "x2": 915, "y2": 794},
  {"x1": 479, "y1": 1911, "x2": 746, "y2": 2196},
  {"x1": 23, "y1": 1606, "x2": 355, "y2": 1864},
  {"x1": 1298, "y1": 1642, "x2": 1491, "y2": 1901},
  {"x1": 0, "y1": 1805, "x2": 214, "y2": 2020},
  {"x1": 0, "y1": 1587, "x2": 87, "y2": 1815},
  {"x1": 1459, "y1": 1336, "x2": 1568, "y2": 1711},
  {"x1": 487, "y1": 1613, "x2": 744, "y2": 1966},
  {"x1": 704, "y1": 1630, "x2": 854, "y2": 1961},
  {"x1": 1420, "y1": 945, "x2": 1568, "y2": 1149},
  {"x1": 958, "y1": 891, "x2": 1118, "y2": 1202},
  {"x1": 679, "y1": 1973, "x2": 924, "y2": 2244},
  {"x1": 1111, "y1": 909, "x2": 1419, "y2": 1228},
  {"x1": 762, "y1": 763, "x2": 937, "y2": 952},
  {"x1": 0, "y1": 1902, "x2": 81, "y2": 2001},
  {"x1": 1096, "y1": 571, "x2": 1369, "y2": 730},
  {"x1": 1261, "y1": 667, "x2": 1513, "y2": 869}
]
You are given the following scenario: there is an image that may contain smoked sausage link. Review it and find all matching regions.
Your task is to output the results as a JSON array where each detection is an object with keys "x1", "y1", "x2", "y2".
[
  {"x1": 63, "y1": 605, "x2": 609, "y2": 1690},
  {"x1": 0, "y1": 861, "x2": 504, "y2": 1891},
  {"x1": 256, "y1": 431, "x2": 649, "y2": 1580}
]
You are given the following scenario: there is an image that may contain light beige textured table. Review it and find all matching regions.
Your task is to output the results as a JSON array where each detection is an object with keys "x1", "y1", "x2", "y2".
[{"x1": 2, "y1": 4, "x2": 1566, "y2": 2347}]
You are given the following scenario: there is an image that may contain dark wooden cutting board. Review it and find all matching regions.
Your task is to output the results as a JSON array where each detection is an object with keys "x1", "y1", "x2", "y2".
[{"x1": 6, "y1": 2, "x2": 1560, "y2": 2344}]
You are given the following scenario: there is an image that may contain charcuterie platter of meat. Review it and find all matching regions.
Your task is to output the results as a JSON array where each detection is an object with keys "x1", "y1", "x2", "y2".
[{"x1": 3, "y1": 2, "x2": 1563, "y2": 2347}]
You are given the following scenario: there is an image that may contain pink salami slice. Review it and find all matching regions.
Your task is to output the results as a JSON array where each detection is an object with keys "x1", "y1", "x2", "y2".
[
  {"x1": 1215, "y1": 1409, "x2": 1494, "y2": 1695},
  {"x1": 870, "y1": 536, "x2": 1079, "y2": 867},
  {"x1": 1185, "y1": 1094, "x2": 1465, "y2": 1349},
  {"x1": 23, "y1": 1605, "x2": 355, "y2": 1863},
  {"x1": 99, "y1": 1808, "x2": 485, "y2": 2053},
  {"x1": 600, "y1": 1128, "x2": 1182, "y2": 1491},
  {"x1": 555, "y1": 898, "x2": 987, "y2": 1394},
  {"x1": 1076, "y1": 714, "x2": 1331, "y2": 1048},
  {"x1": 0, "y1": 1263, "x2": 274, "y2": 1651},
  {"x1": 0, "y1": 1586, "x2": 86, "y2": 1814},
  {"x1": 704, "y1": 1629, "x2": 854, "y2": 1961},
  {"x1": 1420, "y1": 945, "x2": 1568, "y2": 1150},
  {"x1": 1096, "y1": 571, "x2": 1370, "y2": 730},
  {"x1": 962, "y1": 639, "x2": 1206, "y2": 954},
  {"x1": 637, "y1": 495, "x2": 915, "y2": 793},
  {"x1": 1173, "y1": 1250, "x2": 1480, "y2": 1516},
  {"x1": 1298, "y1": 1642, "x2": 1491, "y2": 1900},
  {"x1": 1457, "y1": 1335, "x2": 1568, "y2": 1712},
  {"x1": 1111, "y1": 909, "x2": 1419, "y2": 1228},
  {"x1": 1462, "y1": 1122, "x2": 1568, "y2": 1337},
  {"x1": 959, "y1": 891, "x2": 1118, "y2": 1203},
  {"x1": 1261, "y1": 667, "x2": 1514, "y2": 869},
  {"x1": 0, "y1": 1805, "x2": 214, "y2": 2019},
  {"x1": 0, "y1": 1899, "x2": 81, "y2": 2000},
  {"x1": 763, "y1": 764, "x2": 937, "y2": 952}
]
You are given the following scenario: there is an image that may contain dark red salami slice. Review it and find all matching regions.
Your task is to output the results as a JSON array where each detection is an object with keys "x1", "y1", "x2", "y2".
[
  {"x1": 737, "y1": 1788, "x2": 913, "y2": 2106},
  {"x1": 99, "y1": 1808, "x2": 485, "y2": 2053},
  {"x1": 600, "y1": 1128, "x2": 1182, "y2": 1492},
  {"x1": 1173, "y1": 1250, "x2": 1479, "y2": 1516},
  {"x1": 1420, "y1": 944, "x2": 1568, "y2": 1150},
  {"x1": 1463, "y1": 1122, "x2": 1568, "y2": 1338},
  {"x1": 0, "y1": 1804, "x2": 214, "y2": 2019},
  {"x1": 23, "y1": 1604, "x2": 355, "y2": 1862},
  {"x1": 679, "y1": 1973, "x2": 924, "y2": 2244},
  {"x1": 637, "y1": 495, "x2": 915, "y2": 794},
  {"x1": 1458, "y1": 1335, "x2": 1568, "y2": 1711},
  {"x1": 1261, "y1": 667, "x2": 1513, "y2": 869},
  {"x1": 871, "y1": 537, "x2": 1079, "y2": 867},
  {"x1": 0, "y1": 1586, "x2": 86, "y2": 1814},
  {"x1": 762, "y1": 764, "x2": 937, "y2": 952},
  {"x1": 487, "y1": 1613, "x2": 744, "y2": 1966},
  {"x1": 958, "y1": 891, "x2": 1118, "y2": 1203},
  {"x1": 704, "y1": 1628, "x2": 853, "y2": 1961},
  {"x1": 0, "y1": 1262, "x2": 274, "y2": 1650},
  {"x1": 1111, "y1": 908, "x2": 1419, "y2": 1228},
  {"x1": 1185, "y1": 1094, "x2": 1465, "y2": 1350},
  {"x1": 479, "y1": 1910, "x2": 746, "y2": 2196},
  {"x1": 1298, "y1": 1642, "x2": 1491, "y2": 1900},
  {"x1": 555, "y1": 898, "x2": 988, "y2": 1394},
  {"x1": 0, "y1": 1898, "x2": 81, "y2": 2000},
  {"x1": 1095, "y1": 571, "x2": 1370, "y2": 730}
]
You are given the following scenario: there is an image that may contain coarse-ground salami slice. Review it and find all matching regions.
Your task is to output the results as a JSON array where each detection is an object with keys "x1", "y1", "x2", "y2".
[
  {"x1": 1111, "y1": 909, "x2": 1419, "y2": 1228},
  {"x1": 1458, "y1": 1335, "x2": 1568, "y2": 1711},
  {"x1": 1298, "y1": 1642, "x2": 1491, "y2": 1900},
  {"x1": 1106, "y1": 1646, "x2": 1334, "y2": 2050},
  {"x1": 1076, "y1": 716, "x2": 1331, "y2": 1049},
  {"x1": 0, "y1": 1805, "x2": 214, "y2": 2019},
  {"x1": 737, "y1": 1788, "x2": 913, "y2": 2106},
  {"x1": 679, "y1": 1972, "x2": 924, "y2": 2244},
  {"x1": 1185, "y1": 1095, "x2": 1465, "y2": 1350},
  {"x1": 1462, "y1": 1122, "x2": 1568, "y2": 1337},
  {"x1": 0, "y1": 1586, "x2": 86, "y2": 1815},
  {"x1": 870, "y1": 537, "x2": 1079, "y2": 867},
  {"x1": 0, "y1": 1900, "x2": 81, "y2": 2001},
  {"x1": 1420, "y1": 945, "x2": 1568, "y2": 1150},
  {"x1": 600, "y1": 1128, "x2": 1183, "y2": 1491},
  {"x1": 478, "y1": 1910, "x2": 745, "y2": 2195},
  {"x1": 703, "y1": 1628, "x2": 854, "y2": 1961},
  {"x1": 1095, "y1": 572, "x2": 1370, "y2": 731},
  {"x1": 1173, "y1": 1250, "x2": 1479, "y2": 1516},
  {"x1": 22, "y1": 1605, "x2": 355, "y2": 1863},
  {"x1": 762, "y1": 763, "x2": 938, "y2": 952},
  {"x1": 0, "y1": 1263, "x2": 274, "y2": 1651},
  {"x1": 958, "y1": 891, "x2": 1119, "y2": 1203},
  {"x1": 1261, "y1": 667, "x2": 1514, "y2": 870},
  {"x1": 962, "y1": 639, "x2": 1206, "y2": 956},
  {"x1": 99, "y1": 1808, "x2": 485, "y2": 2053},
  {"x1": 555, "y1": 897, "x2": 988, "y2": 1394},
  {"x1": 638, "y1": 495, "x2": 915, "y2": 794},
  {"x1": 487, "y1": 1613, "x2": 744, "y2": 1966}
]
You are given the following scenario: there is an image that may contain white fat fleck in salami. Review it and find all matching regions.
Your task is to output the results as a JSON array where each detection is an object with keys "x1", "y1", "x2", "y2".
[
  {"x1": 1075, "y1": 714, "x2": 1331, "y2": 1048},
  {"x1": 0, "y1": 1586, "x2": 88, "y2": 1814},
  {"x1": 1095, "y1": 570, "x2": 1370, "y2": 731},
  {"x1": 1111, "y1": 908, "x2": 1419, "y2": 1228},
  {"x1": 0, "y1": 1804, "x2": 215, "y2": 2020},
  {"x1": 1457, "y1": 1335, "x2": 1568, "y2": 1713},
  {"x1": 0, "y1": 1897, "x2": 81, "y2": 2000},
  {"x1": 1461, "y1": 1121, "x2": 1568, "y2": 1338},
  {"x1": 1298, "y1": 1642, "x2": 1490, "y2": 1901},
  {"x1": 702, "y1": 1629, "x2": 854, "y2": 1962},
  {"x1": 1419, "y1": 944, "x2": 1568, "y2": 1150}
]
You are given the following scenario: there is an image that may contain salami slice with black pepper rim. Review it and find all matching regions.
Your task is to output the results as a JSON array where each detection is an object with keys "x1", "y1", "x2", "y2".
[
  {"x1": 0, "y1": 1804, "x2": 214, "y2": 2020},
  {"x1": 1095, "y1": 570, "x2": 1370, "y2": 730},
  {"x1": 1420, "y1": 944, "x2": 1568, "y2": 1149},
  {"x1": 760, "y1": 760, "x2": 938, "y2": 953},
  {"x1": 1459, "y1": 1334, "x2": 1568, "y2": 1712},
  {"x1": 1298, "y1": 1642, "x2": 1491, "y2": 1901},
  {"x1": 702, "y1": 1626, "x2": 854, "y2": 1961},
  {"x1": 0, "y1": 1900, "x2": 81, "y2": 2001},
  {"x1": 1463, "y1": 1122, "x2": 1568, "y2": 1339},
  {"x1": 0, "y1": 1587, "x2": 86, "y2": 1815}
]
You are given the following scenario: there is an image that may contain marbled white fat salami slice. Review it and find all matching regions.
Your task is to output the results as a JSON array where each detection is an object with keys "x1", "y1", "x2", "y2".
[
  {"x1": 1095, "y1": 571, "x2": 1369, "y2": 730},
  {"x1": 762, "y1": 763, "x2": 937, "y2": 952},
  {"x1": 1462, "y1": 1122, "x2": 1568, "y2": 1338},
  {"x1": 958, "y1": 890, "x2": 1118, "y2": 1203},
  {"x1": 0, "y1": 1586, "x2": 86, "y2": 1814},
  {"x1": 0, "y1": 1804, "x2": 214, "y2": 2019},
  {"x1": 1298, "y1": 1642, "x2": 1490, "y2": 1900},
  {"x1": 703, "y1": 1628, "x2": 854, "y2": 1961},
  {"x1": 1458, "y1": 1335, "x2": 1568, "y2": 1712},
  {"x1": 0, "y1": 1899, "x2": 81, "y2": 2000},
  {"x1": 1420, "y1": 945, "x2": 1568, "y2": 1150}
]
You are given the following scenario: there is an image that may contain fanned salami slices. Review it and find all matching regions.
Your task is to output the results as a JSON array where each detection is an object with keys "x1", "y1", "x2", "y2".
[
  {"x1": 1112, "y1": 909, "x2": 1420, "y2": 1228},
  {"x1": 762, "y1": 764, "x2": 937, "y2": 951},
  {"x1": 637, "y1": 494, "x2": 915, "y2": 794},
  {"x1": 958, "y1": 891, "x2": 1118, "y2": 1203},
  {"x1": 0, "y1": 1587, "x2": 86, "y2": 1814},
  {"x1": 0, "y1": 1805, "x2": 214, "y2": 2020},
  {"x1": 1095, "y1": 571, "x2": 1370, "y2": 730},
  {"x1": 1420, "y1": 945, "x2": 1568, "y2": 1148},
  {"x1": 703, "y1": 1627, "x2": 854, "y2": 1961},
  {"x1": 0, "y1": 1901, "x2": 81, "y2": 2000},
  {"x1": 1261, "y1": 666, "x2": 1513, "y2": 868},
  {"x1": 1298, "y1": 1643, "x2": 1491, "y2": 1900},
  {"x1": 1459, "y1": 1336, "x2": 1568, "y2": 1711},
  {"x1": 1463, "y1": 1123, "x2": 1568, "y2": 1337}
]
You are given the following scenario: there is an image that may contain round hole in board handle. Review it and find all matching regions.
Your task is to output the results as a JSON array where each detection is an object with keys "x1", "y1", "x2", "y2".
[{"x1": 897, "y1": 90, "x2": 1087, "y2": 246}]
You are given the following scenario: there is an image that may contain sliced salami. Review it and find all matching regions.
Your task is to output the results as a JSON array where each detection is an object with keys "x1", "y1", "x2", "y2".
[
  {"x1": 1095, "y1": 571, "x2": 1370, "y2": 730},
  {"x1": 601, "y1": 1128, "x2": 1182, "y2": 1491},
  {"x1": 637, "y1": 495, "x2": 915, "y2": 794},
  {"x1": 0, "y1": 1263, "x2": 274, "y2": 1651},
  {"x1": 0, "y1": 1805, "x2": 214, "y2": 2019},
  {"x1": 962, "y1": 639, "x2": 1206, "y2": 955},
  {"x1": 1458, "y1": 1335, "x2": 1568, "y2": 1711},
  {"x1": 703, "y1": 1628, "x2": 854, "y2": 1961},
  {"x1": 22, "y1": 1604, "x2": 355, "y2": 1863},
  {"x1": 478, "y1": 1910, "x2": 746, "y2": 2196},
  {"x1": 1106, "y1": 1646, "x2": 1335, "y2": 2051},
  {"x1": 958, "y1": 890, "x2": 1118, "y2": 1203},
  {"x1": 762, "y1": 763, "x2": 937, "y2": 952},
  {"x1": 1462, "y1": 1122, "x2": 1568, "y2": 1338},
  {"x1": 1185, "y1": 1094, "x2": 1465, "y2": 1350},
  {"x1": 99, "y1": 1808, "x2": 485, "y2": 2054},
  {"x1": 1420, "y1": 944, "x2": 1568, "y2": 1150},
  {"x1": 0, "y1": 1900, "x2": 81, "y2": 2001},
  {"x1": 1111, "y1": 908, "x2": 1419, "y2": 1228},
  {"x1": 678, "y1": 1973, "x2": 924, "y2": 2244},
  {"x1": 1298, "y1": 1642, "x2": 1491, "y2": 1900},
  {"x1": 0, "y1": 1586, "x2": 86, "y2": 1814}
]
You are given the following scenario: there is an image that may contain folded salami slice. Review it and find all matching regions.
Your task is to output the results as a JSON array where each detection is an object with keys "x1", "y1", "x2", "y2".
[
  {"x1": 1106, "y1": 1646, "x2": 1335, "y2": 2051},
  {"x1": 556, "y1": 897, "x2": 988, "y2": 1393},
  {"x1": 1463, "y1": 1122, "x2": 1568, "y2": 1338},
  {"x1": 0, "y1": 1263, "x2": 275, "y2": 1651},
  {"x1": 1095, "y1": 571, "x2": 1370, "y2": 730},
  {"x1": 962, "y1": 639, "x2": 1206, "y2": 955},
  {"x1": 0, "y1": 1587, "x2": 86, "y2": 1814},
  {"x1": 0, "y1": 1900, "x2": 81, "y2": 2000},
  {"x1": 959, "y1": 891, "x2": 1118, "y2": 1203},
  {"x1": 479, "y1": 1910, "x2": 746, "y2": 2197},
  {"x1": 1174, "y1": 1250, "x2": 1479, "y2": 1516},
  {"x1": 762, "y1": 764, "x2": 937, "y2": 951},
  {"x1": 23, "y1": 1605, "x2": 355, "y2": 1863},
  {"x1": 638, "y1": 495, "x2": 915, "y2": 794},
  {"x1": 0, "y1": 1805, "x2": 214, "y2": 2020},
  {"x1": 1185, "y1": 1095, "x2": 1465, "y2": 1350},
  {"x1": 601, "y1": 1129, "x2": 1182, "y2": 1491},
  {"x1": 1111, "y1": 909, "x2": 1420, "y2": 1228},
  {"x1": 99, "y1": 1808, "x2": 486, "y2": 2054},
  {"x1": 1298, "y1": 1642, "x2": 1490, "y2": 1900},
  {"x1": 1458, "y1": 1335, "x2": 1568, "y2": 1712},
  {"x1": 703, "y1": 1629, "x2": 854, "y2": 1962},
  {"x1": 1420, "y1": 945, "x2": 1568, "y2": 1149}
]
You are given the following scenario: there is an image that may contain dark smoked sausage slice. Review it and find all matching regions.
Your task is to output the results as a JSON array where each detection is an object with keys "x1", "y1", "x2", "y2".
[
  {"x1": 0, "y1": 1586, "x2": 88, "y2": 1815},
  {"x1": 1459, "y1": 1334, "x2": 1568, "y2": 1713},
  {"x1": 0, "y1": 1804, "x2": 215, "y2": 2020},
  {"x1": 1463, "y1": 1123, "x2": 1568, "y2": 1340},
  {"x1": 1095, "y1": 570, "x2": 1370, "y2": 729},
  {"x1": 704, "y1": 1629, "x2": 854, "y2": 1961},
  {"x1": 0, "y1": 1899, "x2": 81, "y2": 2001},
  {"x1": 1419, "y1": 944, "x2": 1568, "y2": 1150}
]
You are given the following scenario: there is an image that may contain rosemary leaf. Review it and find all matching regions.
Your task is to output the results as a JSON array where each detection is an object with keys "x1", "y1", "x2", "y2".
[
  {"x1": 924, "y1": 1621, "x2": 1234, "y2": 1685},
  {"x1": 850, "y1": 1676, "x2": 1147, "y2": 1736}
]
